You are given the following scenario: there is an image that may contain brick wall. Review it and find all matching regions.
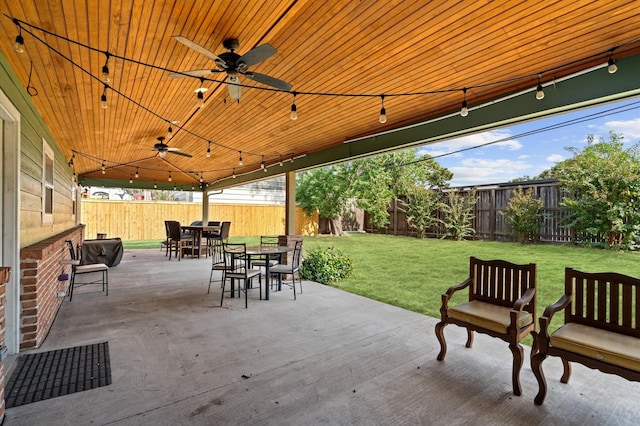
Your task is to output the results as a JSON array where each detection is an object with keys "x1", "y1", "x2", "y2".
[
  {"x1": 1, "y1": 266, "x2": 11, "y2": 423},
  {"x1": 19, "y1": 225, "x2": 84, "y2": 350}
]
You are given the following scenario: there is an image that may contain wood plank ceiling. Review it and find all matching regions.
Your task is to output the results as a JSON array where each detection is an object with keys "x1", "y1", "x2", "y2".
[{"x1": 1, "y1": 0, "x2": 640, "y2": 188}]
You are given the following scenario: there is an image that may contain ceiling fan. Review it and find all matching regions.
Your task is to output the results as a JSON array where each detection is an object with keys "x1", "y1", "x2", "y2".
[
  {"x1": 169, "y1": 37, "x2": 292, "y2": 100},
  {"x1": 152, "y1": 136, "x2": 192, "y2": 158}
]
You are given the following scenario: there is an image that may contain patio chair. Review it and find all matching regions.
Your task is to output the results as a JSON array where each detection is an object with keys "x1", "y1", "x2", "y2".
[
  {"x1": 209, "y1": 221, "x2": 230, "y2": 261},
  {"x1": 269, "y1": 240, "x2": 303, "y2": 300},
  {"x1": 162, "y1": 220, "x2": 171, "y2": 256},
  {"x1": 166, "y1": 220, "x2": 190, "y2": 260},
  {"x1": 202, "y1": 221, "x2": 221, "y2": 258},
  {"x1": 65, "y1": 240, "x2": 108, "y2": 301},
  {"x1": 435, "y1": 256, "x2": 537, "y2": 396},
  {"x1": 250, "y1": 235, "x2": 280, "y2": 278},
  {"x1": 220, "y1": 243, "x2": 262, "y2": 308}
]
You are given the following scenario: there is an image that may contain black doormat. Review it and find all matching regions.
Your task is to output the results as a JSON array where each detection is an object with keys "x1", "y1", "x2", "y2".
[{"x1": 5, "y1": 342, "x2": 111, "y2": 408}]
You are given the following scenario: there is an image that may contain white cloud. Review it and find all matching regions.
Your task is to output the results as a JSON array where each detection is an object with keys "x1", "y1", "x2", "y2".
[
  {"x1": 603, "y1": 118, "x2": 640, "y2": 139},
  {"x1": 418, "y1": 130, "x2": 522, "y2": 159},
  {"x1": 448, "y1": 157, "x2": 532, "y2": 186},
  {"x1": 546, "y1": 154, "x2": 564, "y2": 162}
]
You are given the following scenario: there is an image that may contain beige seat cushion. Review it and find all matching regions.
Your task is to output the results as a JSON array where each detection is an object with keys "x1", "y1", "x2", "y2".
[
  {"x1": 448, "y1": 301, "x2": 533, "y2": 334},
  {"x1": 550, "y1": 323, "x2": 640, "y2": 372},
  {"x1": 76, "y1": 263, "x2": 108, "y2": 273}
]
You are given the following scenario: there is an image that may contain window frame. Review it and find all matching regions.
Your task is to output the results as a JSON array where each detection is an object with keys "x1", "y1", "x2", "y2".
[{"x1": 42, "y1": 138, "x2": 54, "y2": 223}]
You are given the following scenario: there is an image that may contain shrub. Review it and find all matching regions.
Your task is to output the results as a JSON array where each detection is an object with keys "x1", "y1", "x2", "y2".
[
  {"x1": 500, "y1": 186, "x2": 543, "y2": 243},
  {"x1": 301, "y1": 246, "x2": 354, "y2": 285},
  {"x1": 440, "y1": 189, "x2": 477, "y2": 241}
]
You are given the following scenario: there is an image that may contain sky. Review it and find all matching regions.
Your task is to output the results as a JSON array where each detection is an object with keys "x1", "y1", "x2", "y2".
[{"x1": 417, "y1": 97, "x2": 640, "y2": 187}]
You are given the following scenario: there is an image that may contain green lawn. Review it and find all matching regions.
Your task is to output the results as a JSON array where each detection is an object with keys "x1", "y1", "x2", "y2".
[{"x1": 124, "y1": 234, "x2": 640, "y2": 341}]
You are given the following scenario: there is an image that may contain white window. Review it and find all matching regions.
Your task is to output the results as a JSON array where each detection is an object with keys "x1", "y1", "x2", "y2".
[{"x1": 42, "y1": 139, "x2": 54, "y2": 223}]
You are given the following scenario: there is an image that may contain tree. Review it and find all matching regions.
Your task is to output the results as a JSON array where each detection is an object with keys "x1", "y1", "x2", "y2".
[
  {"x1": 549, "y1": 131, "x2": 640, "y2": 249},
  {"x1": 500, "y1": 186, "x2": 543, "y2": 243},
  {"x1": 296, "y1": 166, "x2": 351, "y2": 235},
  {"x1": 347, "y1": 150, "x2": 452, "y2": 228},
  {"x1": 399, "y1": 187, "x2": 442, "y2": 238},
  {"x1": 440, "y1": 189, "x2": 477, "y2": 241}
]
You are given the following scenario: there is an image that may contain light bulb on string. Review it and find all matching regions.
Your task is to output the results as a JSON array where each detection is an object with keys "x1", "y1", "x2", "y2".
[
  {"x1": 261, "y1": 156, "x2": 265, "y2": 169},
  {"x1": 232, "y1": 168, "x2": 236, "y2": 178},
  {"x1": 290, "y1": 92, "x2": 298, "y2": 120},
  {"x1": 378, "y1": 95, "x2": 387, "y2": 123},
  {"x1": 101, "y1": 53, "x2": 110, "y2": 83},
  {"x1": 153, "y1": 181, "x2": 157, "y2": 189},
  {"x1": 167, "y1": 125, "x2": 173, "y2": 140},
  {"x1": 101, "y1": 161, "x2": 106, "y2": 174},
  {"x1": 129, "y1": 175, "x2": 133, "y2": 184},
  {"x1": 279, "y1": 156, "x2": 283, "y2": 166},
  {"x1": 100, "y1": 85, "x2": 108, "y2": 109},
  {"x1": 199, "y1": 174, "x2": 204, "y2": 183},
  {"x1": 206, "y1": 142, "x2": 211, "y2": 158},
  {"x1": 238, "y1": 152, "x2": 243, "y2": 166},
  {"x1": 135, "y1": 167, "x2": 139, "y2": 178},
  {"x1": 195, "y1": 78, "x2": 207, "y2": 108},
  {"x1": 173, "y1": 185, "x2": 177, "y2": 191},
  {"x1": 607, "y1": 57, "x2": 617, "y2": 74},
  {"x1": 460, "y1": 88, "x2": 469, "y2": 117},
  {"x1": 168, "y1": 172, "x2": 172, "y2": 182},
  {"x1": 14, "y1": 26, "x2": 24, "y2": 53},
  {"x1": 535, "y1": 75, "x2": 545, "y2": 100}
]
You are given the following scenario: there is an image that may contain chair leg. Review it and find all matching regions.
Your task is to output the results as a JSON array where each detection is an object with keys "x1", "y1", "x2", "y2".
[
  {"x1": 220, "y1": 276, "x2": 226, "y2": 306},
  {"x1": 531, "y1": 352, "x2": 548, "y2": 405},
  {"x1": 69, "y1": 272, "x2": 76, "y2": 301},
  {"x1": 104, "y1": 270, "x2": 108, "y2": 296},
  {"x1": 509, "y1": 342, "x2": 524, "y2": 396},
  {"x1": 435, "y1": 321, "x2": 447, "y2": 361},
  {"x1": 560, "y1": 358, "x2": 572, "y2": 383},
  {"x1": 465, "y1": 329, "x2": 474, "y2": 348}
]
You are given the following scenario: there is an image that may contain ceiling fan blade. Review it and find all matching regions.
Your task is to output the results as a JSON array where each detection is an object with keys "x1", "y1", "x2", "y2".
[
  {"x1": 238, "y1": 44, "x2": 277, "y2": 68},
  {"x1": 173, "y1": 35, "x2": 223, "y2": 64},
  {"x1": 168, "y1": 69, "x2": 221, "y2": 78},
  {"x1": 245, "y1": 72, "x2": 292, "y2": 92},
  {"x1": 170, "y1": 151, "x2": 193, "y2": 158},
  {"x1": 227, "y1": 74, "x2": 242, "y2": 100}
]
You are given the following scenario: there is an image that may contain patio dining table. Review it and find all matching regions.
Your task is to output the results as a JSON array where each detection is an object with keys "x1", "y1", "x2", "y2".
[
  {"x1": 245, "y1": 245, "x2": 293, "y2": 300},
  {"x1": 180, "y1": 225, "x2": 220, "y2": 258}
]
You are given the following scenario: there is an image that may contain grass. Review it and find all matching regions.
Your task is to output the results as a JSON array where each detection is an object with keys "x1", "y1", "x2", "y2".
[{"x1": 123, "y1": 233, "x2": 640, "y2": 341}]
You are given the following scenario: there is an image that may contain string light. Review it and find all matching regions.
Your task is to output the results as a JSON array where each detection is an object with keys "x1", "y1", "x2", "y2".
[
  {"x1": 101, "y1": 161, "x2": 106, "y2": 174},
  {"x1": 135, "y1": 167, "x2": 139, "y2": 178},
  {"x1": 279, "y1": 156, "x2": 283, "y2": 166},
  {"x1": 238, "y1": 152, "x2": 243, "y2": 166},
  {"x1": 101, "y1": 52, "x2": 110, "y2": 83},
  {"x1": 101, "y1": 85, "x2": 108, "y2": 109},
  {"x1": 232, "y1": 168, "x2": 236, "y2": 178},
  {"x1": 173, "y1": 184, "x2": 177, "y2": 190},
  {"x1": 195, "y1": 78, "x2": 207, "y2": 108},
  {"x1": 261, "y1": 156, "x2": 265, "y2": 169},
  {"x1": 290, "y1": 92, "x2": 298, "y2": 120},
  {"x1": 168, "y1": 172, "x2": 172, "y2": 182},
  {"x1": 153, "y1": 181, "x2": 157, "y2": 189},
  {"x1": 167, "y1": 125, "x2": 173, "y2": 140},
  {"x1": 199, "y1": 173, "x2": 204, "y2": 183},
  {"x1": 379, "y1": 95, "x2": 387, "y2": 123},
  {"x1": 535, "y1": 74, "x2": 545, "y2": 100},
  {"x1": 206, "y1": 141, "x2": 211, "y2": 158},
  {"x1": 129, "y1": 175, "x2": 133, "y2": 184},
  {"x1": 460, "y1": 88, "x2": 468, "y2": 117},
  {"x1": 13, "y1": 22, "x2": 24, "y2": 53}
]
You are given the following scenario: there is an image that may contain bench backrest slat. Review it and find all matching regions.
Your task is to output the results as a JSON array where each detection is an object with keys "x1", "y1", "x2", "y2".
[
  {"x1": 565, "y1": 268, "x2": 640, "y2": 337},
  {"x1": 469, "y1": 257, "x2": 536, "y2": 316}
]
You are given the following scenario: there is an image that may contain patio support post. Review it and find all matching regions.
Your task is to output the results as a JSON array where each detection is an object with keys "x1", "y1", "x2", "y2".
[
  {"x1": 285, "y1": 171, "x2": 296, "y2": 235},
  {"x1": 202, "y1": 189, "x2": 209, "y2": 224}
]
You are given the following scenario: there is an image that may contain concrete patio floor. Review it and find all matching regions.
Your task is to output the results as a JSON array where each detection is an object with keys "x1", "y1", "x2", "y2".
[{"x1": 5, "y1": 249, "x2": 639, "y2": 425}]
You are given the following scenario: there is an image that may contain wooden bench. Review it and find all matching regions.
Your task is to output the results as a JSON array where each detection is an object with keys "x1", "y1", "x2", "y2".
[
  {"x1": 531, "y1": 268, "x2": 640, "y2": 405},
  {"x1": 435, "y1": 257, "x2": 537, "y2": 396}
]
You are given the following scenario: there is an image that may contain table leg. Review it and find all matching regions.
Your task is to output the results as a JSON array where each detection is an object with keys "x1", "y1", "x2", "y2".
[{"x1": 265, "y1": 260, "x2": 270, "y2": 300}]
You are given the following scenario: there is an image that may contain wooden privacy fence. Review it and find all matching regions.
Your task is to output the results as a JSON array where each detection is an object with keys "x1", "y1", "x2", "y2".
[
  {"x1": 365, "y1": 180, "x2": 573, "y2": 243},
  {"x1": 81, "y1": 200, "x2": 318, "y2": 241}
]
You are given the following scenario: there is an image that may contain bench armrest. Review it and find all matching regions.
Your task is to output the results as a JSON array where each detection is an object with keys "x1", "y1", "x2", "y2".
[
  {"x1": 512, "y1": 287, "x2": 536, "y2": 311},
  {"x1": 538, "y1": 294, "x2": 572, "y2": 340}
]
